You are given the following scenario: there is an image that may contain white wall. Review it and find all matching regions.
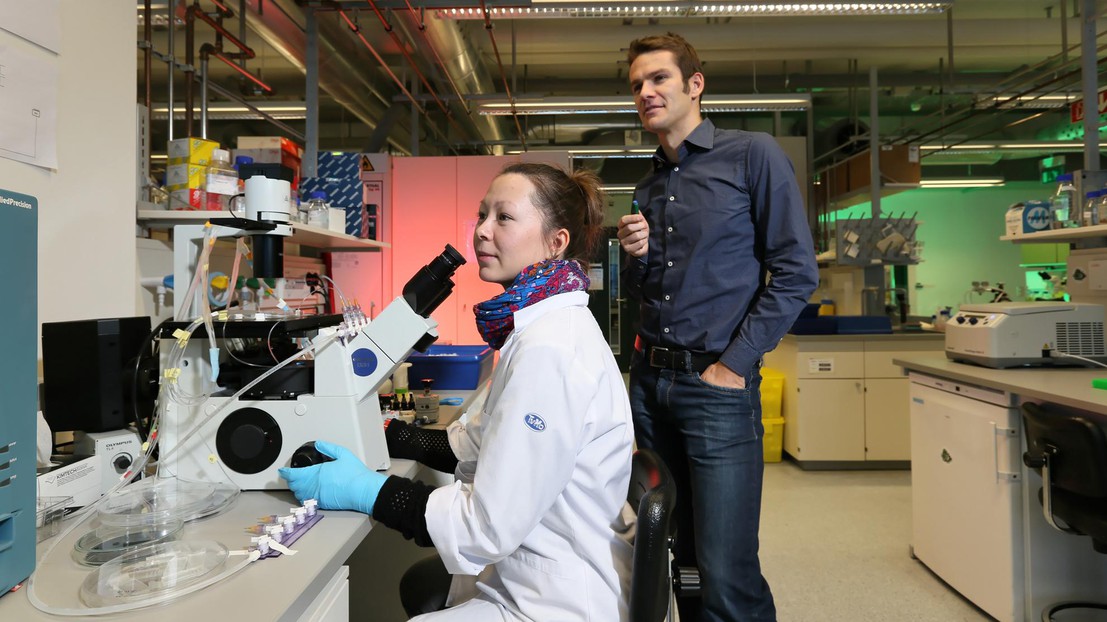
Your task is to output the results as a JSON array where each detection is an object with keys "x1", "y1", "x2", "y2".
[{"x1": 0, "y1": 0, "x2": 137, "y2": 357}]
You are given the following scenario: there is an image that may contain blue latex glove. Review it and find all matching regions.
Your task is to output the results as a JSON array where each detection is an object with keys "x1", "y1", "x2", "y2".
[{"x1": 278, "y1": 440, "x2": 387, "y2": 515}]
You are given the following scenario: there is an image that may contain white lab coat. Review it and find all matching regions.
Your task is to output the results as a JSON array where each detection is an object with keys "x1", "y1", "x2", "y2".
[{"x1": 420, "y1": 291, "x2": 635, "y2": 622}]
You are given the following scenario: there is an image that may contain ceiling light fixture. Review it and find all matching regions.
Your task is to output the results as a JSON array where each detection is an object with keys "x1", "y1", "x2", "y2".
[
  {"x1": 977, "y1": 93, "x2": 1079, "y2": 110},
  {"x1": 478, "y1": 94, "x2": 810, "y2": 115},
  {"x1": 919, "y1": 177, "x2": 1005, "y2": 188},
  {"x1": 150, "y1": 102, "x2": 309, "y2": 121},
  {"x1": 508, "y1": 146, "x2": 658, "y2": 158},
  {"x1": 919, "y1": 141, "x2": 1085, "y2": 152},
  {"x1": 438, "y1": 1, "x2": 952, "y2": 19}
]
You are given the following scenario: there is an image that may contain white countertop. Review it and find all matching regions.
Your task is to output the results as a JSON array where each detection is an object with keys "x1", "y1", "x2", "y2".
[
  {"x1": 894, "y1": 355, "x2": 1107, "y2": 413},
  {"x1": 784, "y1": 331, "x2": 945, "y2": 342},
  {"x1": 0, "y1": 385, "x2": 488, "y2": 620}
]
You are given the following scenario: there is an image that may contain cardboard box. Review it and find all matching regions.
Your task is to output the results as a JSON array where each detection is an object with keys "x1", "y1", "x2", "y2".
[
  {"x1": 237, "y1": 136, "x2": 303, "y2": 159},
  {"x1": 168, "y1": 137, "x2": 218, "y2": 165},
  {"x1": 37, "y1": 455, "x2": 101, "y2": 509},
  {"x1": 169, "y1": 188, "x2": 207, "y2": 210},
  {"x1": 166, "y1": 163, "x2": 206, "y2": 190}
]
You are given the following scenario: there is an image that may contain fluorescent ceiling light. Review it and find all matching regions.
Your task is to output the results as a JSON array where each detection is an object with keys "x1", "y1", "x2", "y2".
[
  {"x1": 150, "y1": 102, "x2": 308, "y2": 120},
  {"x1": 977, "y1": 93, "x2": 1079, "y2": 110},
  {"x1": 919, "y1": 178, "x2": 1005, "y2": 188},
  {"x1": 478, "y1": 94, "x2": 810, "y2": 115},
  {"x1": 601, "y1": 185, "x2": 638, "y2": 194},
  {"x1": 919, "y1": 141, "x2": 1085, "y2": 152},
  {"x1": 439, "y1": 2, "x2": 952, "y2": 19},
  {"x1": 508, "y1": 146, "x2": 657, "y2": 158}
]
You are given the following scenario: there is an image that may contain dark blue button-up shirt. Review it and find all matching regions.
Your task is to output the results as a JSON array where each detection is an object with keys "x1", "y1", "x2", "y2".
[{"x1": 624, "y1": 118, "x2": 819, "y2": 379}]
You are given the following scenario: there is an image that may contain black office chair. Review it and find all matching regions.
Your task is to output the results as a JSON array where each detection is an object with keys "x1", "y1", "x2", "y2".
[
  {"x1": 628, "y1": 447, "x2": 681, "y2": 622},
  {"x1": 1021, "y1": 402, "x2": 1107, "y2": 622}
]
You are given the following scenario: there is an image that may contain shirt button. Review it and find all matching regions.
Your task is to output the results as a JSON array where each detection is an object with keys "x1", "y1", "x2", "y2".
[
  {"x1": 663, "y1": 327, "x2": 671, "y2": 334},
  {"x1": 664, "y1": 294, "x2": 671, "y2": 301},
  {"x1": 674, "y1": 166, "x2": 680, "y2": 172},
  {"x1": 667, "y1": 226, "x2": 673, "y2": 232},
  {"x1": 667, "y1": 261, "x2": 674, "y2": 267},
  {"x1": 668, "y1": 196, "x2": 675, "y2": 201}
]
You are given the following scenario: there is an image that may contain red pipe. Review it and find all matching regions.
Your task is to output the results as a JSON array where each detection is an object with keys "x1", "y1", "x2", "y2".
[
  {"x1": 478, "y1": 0, "x2": 526, "y2": 150},
  {"x1": 336, "y1": 8, "x2": 426, "y2": 116},
  {"x1": 207, "y1": 47, "x2": 272, "y2": 93},
  {"x1": 190, "y1": 4, "x2": 255, "y2": 60},
  {"x1": 364, "y1": 0, "x2": 450, "y2": 117}
]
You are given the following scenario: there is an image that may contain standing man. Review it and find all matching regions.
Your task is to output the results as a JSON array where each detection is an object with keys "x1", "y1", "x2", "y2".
[{"x1": 617, "y1": 33, "x2": 818, "y2": 622}]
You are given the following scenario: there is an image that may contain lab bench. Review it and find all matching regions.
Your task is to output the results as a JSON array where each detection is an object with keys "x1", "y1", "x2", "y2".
[
  {"x1": 762, "y1": 332, "x2": 944, "y2": 469},
  {"x1": 0, "y1": 387, "x2": 486, "y2": 621},
  {"x1": 895, "y1": 356, "x2": 1107, "y2": 622}
]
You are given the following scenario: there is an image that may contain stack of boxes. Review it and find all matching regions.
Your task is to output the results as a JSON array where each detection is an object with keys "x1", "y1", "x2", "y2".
[
  {"x1": 167, "y1": 137, "x2": 218, "y2": 210},
  {"x1": 299, "y1": 151, "x2": 371, "y2": 238},
  {"x1": 235, "y1": 136, "x2": 303, "y2": 192}
]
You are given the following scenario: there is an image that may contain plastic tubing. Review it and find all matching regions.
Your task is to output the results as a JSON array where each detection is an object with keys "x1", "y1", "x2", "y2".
[
  {"x1": 28, "y1": 319, "x2": 338, "y2": 616},
  {"x1": 175, "y1": 224, "x2": 218, "y2": 322}
]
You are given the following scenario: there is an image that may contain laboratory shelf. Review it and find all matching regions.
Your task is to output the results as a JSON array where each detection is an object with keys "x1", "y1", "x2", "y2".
[
  {"x1": 1000, "y1": 223, "x2": 1107, "y2": 243},
  {"x1": 136, "y1": 208, "x2": 389, "y2": 251}
]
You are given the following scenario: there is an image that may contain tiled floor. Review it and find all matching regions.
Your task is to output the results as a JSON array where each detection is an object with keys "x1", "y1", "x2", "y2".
[{"x1": 758, "y1": 461, "x2": 991, "y2": 621}]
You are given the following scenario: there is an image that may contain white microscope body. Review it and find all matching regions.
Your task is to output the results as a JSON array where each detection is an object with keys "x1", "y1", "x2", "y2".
[
  {"x1": 157, "y1": 174, "x2": 464, "y2": 490},
  {"x1": 158, "y1": 296, "x2": 441, "y2": 489}
]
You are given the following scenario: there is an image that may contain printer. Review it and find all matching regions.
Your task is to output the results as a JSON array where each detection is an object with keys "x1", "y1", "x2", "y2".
[{"x1": 945, "y1": 302, "x2": 1107, "y2": 368}]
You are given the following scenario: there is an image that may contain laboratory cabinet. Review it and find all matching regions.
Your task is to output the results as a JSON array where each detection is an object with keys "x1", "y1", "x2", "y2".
[
  {"x1": 763, "y1": 333, "x2": 943, "y2": 469},
  {"x1": 895, "y1": 358, "x2": 1107, "y2": 622}
]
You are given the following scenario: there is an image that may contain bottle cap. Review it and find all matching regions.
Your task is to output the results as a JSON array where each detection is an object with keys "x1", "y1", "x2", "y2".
[
  {"x1": 309, "y1": 190, "x2": 327, "y2": 201},
  {"x1": 1057, "y1": 173, "x2": 1073, "y2": 182},
  {"x1": 212, "y1": 148, "x2": 230, "y2": 162},
  {"x1": 234, "y1": 155, "x2": 254, "y2": 167}
]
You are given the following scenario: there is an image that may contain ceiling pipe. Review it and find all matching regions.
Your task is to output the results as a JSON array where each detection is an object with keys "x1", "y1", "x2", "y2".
[
  {"x1": 394, "y1": 9, "x2": 504, "y2": 145},
  {"x1": 479, "y1": 0, "x2": 526, "y2": 150}
]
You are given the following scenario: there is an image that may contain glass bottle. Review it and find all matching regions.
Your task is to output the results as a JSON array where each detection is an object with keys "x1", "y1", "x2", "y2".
[
  {"x1": 305, "y1": 191, "x2": 330, "y2": 228},
  {"x1": 205, "y1": 148, "x2": 237, "y2": 211},
  {"x1": 1051, "y1": 173, "x2": 1077, "y2": 229}
]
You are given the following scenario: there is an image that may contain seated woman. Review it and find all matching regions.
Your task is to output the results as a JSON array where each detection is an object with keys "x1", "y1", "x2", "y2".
[{"x1": 280, "y1": 162, "x2": 635, "y2": 621}]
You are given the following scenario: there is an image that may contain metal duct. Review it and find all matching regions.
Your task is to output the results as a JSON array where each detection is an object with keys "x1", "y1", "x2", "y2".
[{"x1": 396, "y1": 11, "x2": 504, "y2": 144}]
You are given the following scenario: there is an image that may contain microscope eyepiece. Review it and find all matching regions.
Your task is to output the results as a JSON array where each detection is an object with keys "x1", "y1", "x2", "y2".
[{"x1": 403, "y1": 245, "x2": 467, "y2": 318}]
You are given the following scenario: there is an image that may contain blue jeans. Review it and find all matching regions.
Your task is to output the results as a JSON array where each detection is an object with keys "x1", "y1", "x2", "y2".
[{"x1": 629, "y1": 351, "x2": 776, "y2": 622}]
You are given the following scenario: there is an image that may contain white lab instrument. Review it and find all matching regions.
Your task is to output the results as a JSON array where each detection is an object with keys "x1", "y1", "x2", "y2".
[
  {"x1": 944, "y1": 301, "x2": 1106, "y2": 368},
  {"x1": 158, "y1": 245, "x2": 465, "y2": 490}
]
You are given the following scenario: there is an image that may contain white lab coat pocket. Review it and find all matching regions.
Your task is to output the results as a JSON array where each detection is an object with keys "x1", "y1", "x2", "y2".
[{"x1": 496, "y1": 548, "x2": 587, "y2": 621}]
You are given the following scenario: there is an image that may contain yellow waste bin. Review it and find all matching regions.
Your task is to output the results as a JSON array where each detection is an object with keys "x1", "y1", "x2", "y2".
[
  {"x1": 762, "y1": 417, "x2": 785, "y2": 463},
  {"x1": 760, "y1": 367, "x2": 785, "y2": 420}
]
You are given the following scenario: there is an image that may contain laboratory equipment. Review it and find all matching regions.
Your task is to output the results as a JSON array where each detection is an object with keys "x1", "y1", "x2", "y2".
[
  {"x1": 173, "y1": 175, "x2": 293, "y2": 320},
  {"x1": 41, "y1": 316, "x2": 153, "y2": 433},
  {"x1": 0, "y1": 188, "x2": 36, "y2": 597},
  {"x1": 305, "y1": 191, "x2": 329, "y2": 228},
  {"x1": 944, "y1": 302, "x2": 1106, "y2": 368},
  {"x1": 74, "y1": 429, "x2": 143, "y2": 495},
  {"x1": 158, "y1": 245, "x2": 466, "y2": 490},
  {"x1": 414, "y1": 379, "x2": 441, "y2": 423},
  {"x1": 205, "y1": 149, "x2": 237, "y2": 211},
  {"x1": 1050, "y1": 173, "x2": 1077, "y2": 229}
]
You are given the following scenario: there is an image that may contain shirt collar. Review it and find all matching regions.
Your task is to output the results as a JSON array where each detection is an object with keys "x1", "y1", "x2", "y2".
[
  {"x1": 652, "y1": 117, "x2": 716, "y2": 170},
  {"x1": 512, "y1": 290, "x2": 589, "y2": 333}
]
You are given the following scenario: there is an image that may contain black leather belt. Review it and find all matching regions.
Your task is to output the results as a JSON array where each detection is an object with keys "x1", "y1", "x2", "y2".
[{"x1": 636, "y1": 337, "x2": 717, "y2": 374}]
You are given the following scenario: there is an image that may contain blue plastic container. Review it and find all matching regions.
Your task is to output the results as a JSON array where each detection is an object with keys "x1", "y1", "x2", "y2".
[{"x1": 406, "y1": 345, "x2": 494, "y2": 390}]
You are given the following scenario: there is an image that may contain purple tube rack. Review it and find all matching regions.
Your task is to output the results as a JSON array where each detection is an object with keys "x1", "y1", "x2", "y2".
[{"x1": 259, "y1": 512, "x2": 325, "y2": 559}]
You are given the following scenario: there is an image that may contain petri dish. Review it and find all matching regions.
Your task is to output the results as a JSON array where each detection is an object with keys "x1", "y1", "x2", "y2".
[
  {"x1": 79, "y1": 540, "x2": 230, "y2": 607},
  {"x1": 97, "y1": 477, "x2": 239, "y2": 528},
  {"x1": 73, "y1": 519, "x2": 184, "y2": 566}
]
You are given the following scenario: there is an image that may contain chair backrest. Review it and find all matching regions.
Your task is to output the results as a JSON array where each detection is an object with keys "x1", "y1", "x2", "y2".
[
  {"x1": 1022, "y1": 401, "x2": 1107, "y2": 554},
  {"x1": 628, "y1": 448, "x2": 677, "y2": 622},
  {"x1": 1022, "y1": 402, "x2": 1107, "y2": 499}
]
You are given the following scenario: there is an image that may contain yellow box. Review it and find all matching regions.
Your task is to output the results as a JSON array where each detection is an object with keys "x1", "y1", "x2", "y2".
[
  {"x1": 760, "y1": 367, "x2": 785, "y2": 420},
  {"x1": 166, "y1": 163, "x2": 206, "y2": 191},
  {"x1": 763, "y1": 416, "x2": 785, "y2": 463},
  {"x1": 168, "y1": 137, "x2": 218, "y2": 165}
]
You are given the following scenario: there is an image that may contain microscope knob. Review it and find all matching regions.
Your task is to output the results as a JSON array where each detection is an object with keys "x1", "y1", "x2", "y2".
[
  {"x1": 290, "y1": 442, "x2": 335, "y2": 468},
  {"x1": 112, "y1": 454, "x2": 132, "y2": 472}
]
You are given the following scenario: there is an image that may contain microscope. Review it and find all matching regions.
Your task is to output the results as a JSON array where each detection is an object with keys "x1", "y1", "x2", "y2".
[{"x1": 157, "y1": 174, "x2": 465, "y2": 490}]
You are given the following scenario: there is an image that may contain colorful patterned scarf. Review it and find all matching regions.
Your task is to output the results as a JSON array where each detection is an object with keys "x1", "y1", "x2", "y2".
[{"x1": 474, "y1": 259, "x2": 590, "y2": 350}]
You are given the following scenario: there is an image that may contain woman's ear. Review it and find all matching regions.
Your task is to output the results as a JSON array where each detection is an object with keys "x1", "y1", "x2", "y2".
[{"x1": 549, "y1": 228, "x2": 570, "y2": 259}]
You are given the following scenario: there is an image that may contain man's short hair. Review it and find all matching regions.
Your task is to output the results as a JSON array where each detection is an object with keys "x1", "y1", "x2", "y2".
[{"x1": 627, "y1": 32, "x2": 703, "y2": 85}]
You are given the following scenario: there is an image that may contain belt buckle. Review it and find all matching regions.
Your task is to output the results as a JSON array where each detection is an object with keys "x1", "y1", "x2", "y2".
[{"x1": 649, "y1": 346, "x2": 670, "y2": 368}]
